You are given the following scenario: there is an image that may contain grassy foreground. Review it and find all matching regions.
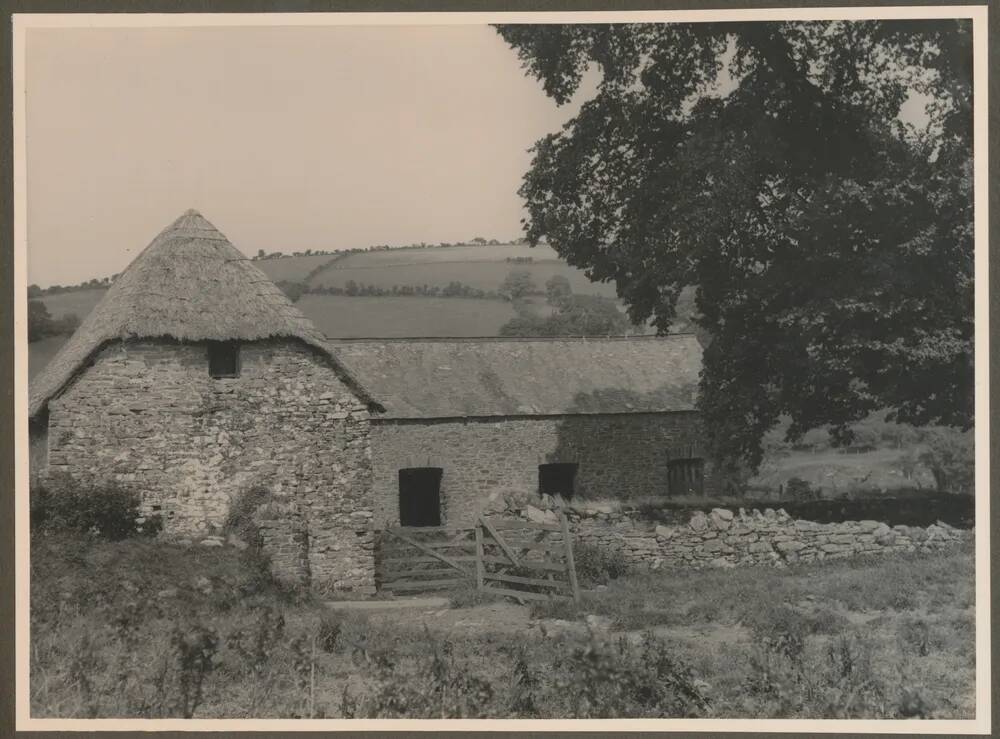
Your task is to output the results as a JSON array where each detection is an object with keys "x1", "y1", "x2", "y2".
[{"x1": 29, "y1": 532, "x2": 975, "y2": 719}]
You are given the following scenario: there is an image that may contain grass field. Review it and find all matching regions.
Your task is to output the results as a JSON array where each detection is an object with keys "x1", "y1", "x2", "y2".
[
  {"x1": 331, "y1": 242, "x2": 558, "y2": 267},
  {"x1": 308, "y1": 243, "x2": 617, "y2": 297},
  {"x1": 310, "y1": 260, "x2": 617, "y2": 296},
  {"x1": 296, "y1": 294, "x2": 521, "y2": 337},
  {"x1": 751, "y1": 448, "x2": 938, "y2": 496},
  {"x1": 37, "y1": 289, "x2": 107, "y2": 321},
  {"x1": 254, "y1": 254, "x2": 337, "y2": 283},
  {"x1": 30, "y1": 530, "x2": 975, "y2": 719}
]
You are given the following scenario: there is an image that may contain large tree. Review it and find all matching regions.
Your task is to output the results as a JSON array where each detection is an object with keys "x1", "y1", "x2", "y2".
[{"x1": 496, "y1": 20, "x2": 973, "y2": 479}]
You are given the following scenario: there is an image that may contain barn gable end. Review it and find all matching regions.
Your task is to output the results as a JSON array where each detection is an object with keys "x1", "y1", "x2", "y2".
[{"x1": 30, "y1": 211, "x2": 380, "y2": 593}]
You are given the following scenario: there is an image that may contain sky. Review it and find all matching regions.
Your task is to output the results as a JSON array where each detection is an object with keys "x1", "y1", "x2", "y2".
[{"x1": 24, "y1": 25, "x2": 594, "y2": 287}]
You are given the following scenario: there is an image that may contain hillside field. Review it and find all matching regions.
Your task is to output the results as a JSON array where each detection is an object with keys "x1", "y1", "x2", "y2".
[
  {"x1": 36, "y1": 288, "x2": 106, "y2": 321},
  {"x1": 296, "y1": 294, "x2": 522, "y2": 337},
  {"x1": 306, "y1": 243, "x2": 618, "y2": 297},
  {"x1": 750, "y1": 448, "x2": 938, "y2": 497},
  {"x1": 254, "y1": 254, "x2": 336, "y2": 283}
]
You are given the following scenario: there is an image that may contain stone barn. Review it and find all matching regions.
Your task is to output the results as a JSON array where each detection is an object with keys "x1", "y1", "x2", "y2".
[
  {"x1": 332, "y1": 336, "x2": 716, "y2": 529},
  {"x1": 28, "y1": 209, "x2": 713, "y2": 592},
  {"x1": 28, "y1": 210, "x2": 383, "y2": 592}
]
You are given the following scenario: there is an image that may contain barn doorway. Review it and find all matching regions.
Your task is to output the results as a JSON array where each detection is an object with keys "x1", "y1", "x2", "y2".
[
  {"x1": 539, "y1": 462, "x2": 578, "y2": 500},
  {"x1": 398, "y1": 467, "x2": 443, "y2": 527},
  {"x1": 668, "y1": 458, "x2": 705, "y2": 496}
]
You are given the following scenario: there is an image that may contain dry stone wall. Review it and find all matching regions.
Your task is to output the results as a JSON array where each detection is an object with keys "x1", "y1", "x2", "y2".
[
  {"x1": 504, "y1": 499, "x2": 969, "y2": 570},
  {"x1": 42, "y1": 337, "x2": 376, "y2": 594}
]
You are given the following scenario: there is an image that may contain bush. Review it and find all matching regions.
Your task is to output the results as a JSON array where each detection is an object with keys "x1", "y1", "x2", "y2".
[
  {"x1": 30, "y1": 478, "x2": 161, "y2": 540},
  {"x1": 224, "y1": 486, "x2": 272, "y2": 550},
  {"x1": 572, "y1": 542, "x2": 630, "y2": 586},
  {"x1": 549, "y1": 632, "x2": 709, "y2": 718},
  {"x1": 918, "y1": 428, "x2": 974, "y2": 495},
  {"x1": 785, "y1": 477, "x2": 818, "y2": 501}
]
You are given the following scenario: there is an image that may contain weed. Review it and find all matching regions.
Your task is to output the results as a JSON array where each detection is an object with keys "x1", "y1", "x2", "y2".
[
  {"x1": 449, "y1": 583, "x2": 501, "y2": 609},
  {"x1": 550, "y1": 632, "x2": 709, "y2": 718},
  {"x1": 573, "y1": 541, "x2": 631, "y2": 585},
  {"x1": 223, "y1": 606, "x2": 285, "y2": 716},
  {"x1": 29, "y1": 531, "x2": 975, "y2": 719},
  {"x1": 170, "y1": 624, "x2": 219, "y2": 718},
  {"x1": 344, "y1": 627, "x2": 496, "y2": 718}
]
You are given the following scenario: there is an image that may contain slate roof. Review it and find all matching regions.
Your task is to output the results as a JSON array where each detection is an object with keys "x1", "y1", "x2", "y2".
[
  {"x1": 30, "y1": 209, "x2": 379, "y2": 418},
  {"x1": 329, "y1": 335, "x2": 703, "y2": 420}
]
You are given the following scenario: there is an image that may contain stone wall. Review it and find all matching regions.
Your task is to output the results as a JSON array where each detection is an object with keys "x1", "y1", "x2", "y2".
[
  {"x1": 369, "y1": 412, "x2": 714, "y2": 529},
  {"x1": 41, "y1": 337, "x2": 376, "y2": 594},
  {"x1": 506, "y1": 500, "x2": 969, "y2": 570}
]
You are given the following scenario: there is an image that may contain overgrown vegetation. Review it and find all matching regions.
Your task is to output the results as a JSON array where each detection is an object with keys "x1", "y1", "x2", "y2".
[
  {"x1": 30, "y1": 523, "x2": 974, "y2": 719},
  {"x1": 30, "y1": 477, "x2": 161, "y2": 540},
  {"x1": 571, "y1": 541, "x2": 631, "y2": 586},
  {"x1": 500, "y1": 275, "x2": 635, "y2": 337}
]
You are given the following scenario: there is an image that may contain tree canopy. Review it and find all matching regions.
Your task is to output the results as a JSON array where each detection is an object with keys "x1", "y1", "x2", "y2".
[
  {"x1": 496, "y1": 20, "x2": 973, "y2": 476},
  {"x1": 499, "y1": 270, "x2": 538, "y2": 300}
]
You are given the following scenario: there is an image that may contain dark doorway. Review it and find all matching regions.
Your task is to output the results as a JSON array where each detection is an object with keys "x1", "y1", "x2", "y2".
[
  {"x1": 398, "y1": 467, "x2": 443, "y2": 527},
  {"x1": 539, "y1": 463, "x2": 578, "y2": 499},
  {"x1": 668, "y1": 458, "x2": 704, "y2": 496}
]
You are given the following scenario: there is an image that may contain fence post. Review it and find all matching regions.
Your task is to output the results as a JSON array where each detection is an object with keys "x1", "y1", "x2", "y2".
[
  {"x1": 559, "y1": 512, "x2": 581, "y2": 603},
  {"x1": 475, "y1": 518, "x2": 485, "y2": 593}
]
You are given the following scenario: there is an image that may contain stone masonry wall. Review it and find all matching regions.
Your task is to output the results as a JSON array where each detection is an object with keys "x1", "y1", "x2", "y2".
[
  {"x1": 369, "y1": 412, "x2": 715, "y2": 529},
  {"x1": 43, "y1": 338, "x2": 376, "y2": 594},
  {"x1": 565, "y1": 505, "x2": 969, "y2": 570}
]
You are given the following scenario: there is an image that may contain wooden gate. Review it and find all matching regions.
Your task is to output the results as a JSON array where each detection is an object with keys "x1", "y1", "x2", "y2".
[
  {"x1": 377, "y1": 526, "x2": 476, "y2": 595},
  {"x1": 376, "y1": 514, "x2": 580, "y2": 602},
  {"x1": 475, "y1": 514, "x2": 581, "y2": 603}
]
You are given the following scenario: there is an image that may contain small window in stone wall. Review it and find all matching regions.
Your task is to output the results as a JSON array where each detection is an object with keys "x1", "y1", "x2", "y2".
[
  {"x1": 539, "y1": 463, "x2": 577, "y2": 499},
  {"x1": 668, "y1": 458, "x2": 704, "y2": 496},
  {"x1": 208, "y1": 341, "x2": 240, "y2": 378}
]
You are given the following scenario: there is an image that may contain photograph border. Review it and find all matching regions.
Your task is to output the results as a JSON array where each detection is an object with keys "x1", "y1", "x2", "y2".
[{"x1": 4, "y1": 2, "x2": 993, "y2": 735}]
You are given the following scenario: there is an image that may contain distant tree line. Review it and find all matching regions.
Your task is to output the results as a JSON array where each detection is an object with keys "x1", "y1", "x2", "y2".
[
  {"x1": 28, "y1": 301, "x2": 80, "y2": 343},
  {"x1": 251, "y1": 236, "x2": 530, "y2": 262},
  {"x1": 29, "y1": 275, "x2": 116, "y2": 298},
  {"x1": 274, "y1": 279, "x2": 503, "y2": 303}
]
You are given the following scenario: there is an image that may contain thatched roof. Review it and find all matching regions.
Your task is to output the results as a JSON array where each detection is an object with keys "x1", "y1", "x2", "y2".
[
  {"x1": 329, "y1": 335, "x2": 703, "y2": 420},
  {"x1": 29, "y1": 210, "x2": 379, "y2": 418}
]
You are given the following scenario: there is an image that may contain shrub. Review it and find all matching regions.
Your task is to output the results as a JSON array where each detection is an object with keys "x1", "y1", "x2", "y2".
[
  {"x1": 786, "y1": 477, "x2": 818, "y2": 502},
  {"x1": 224, "y1": 486, "x2": 272, "y2": 550},
  {"x1": 549, "y1": 632, "x2": 709, "y2": 718},
  {"x1": 918, "y1": 428, "x2": 974, "y2": 495},
  {"x1": 30, "y1": 478, "x2": 161, "y2": 540},
  {"x1": 572, "y1": 541, "x2": 630, "y2": 586},
  {"x1": 342, "y1": 629, "x2": 497, "y2": 718}
]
